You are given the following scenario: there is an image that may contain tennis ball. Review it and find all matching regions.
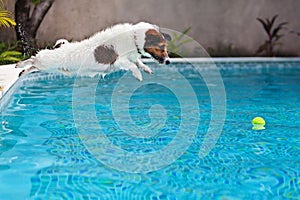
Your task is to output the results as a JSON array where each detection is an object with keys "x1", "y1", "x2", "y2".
[{"x1": 252, "y1": 117, "x2": 266, "y2": 130}]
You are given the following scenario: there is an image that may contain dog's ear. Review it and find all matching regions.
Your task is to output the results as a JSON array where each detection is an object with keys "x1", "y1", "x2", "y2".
[{"x1": 161, "y1": 32, "x2": 172, "y2": 41}]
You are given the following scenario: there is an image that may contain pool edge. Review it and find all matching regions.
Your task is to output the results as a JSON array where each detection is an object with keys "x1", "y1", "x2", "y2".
[{"x1": 143, "y1": 57, "x2": 300, "y2": 63}]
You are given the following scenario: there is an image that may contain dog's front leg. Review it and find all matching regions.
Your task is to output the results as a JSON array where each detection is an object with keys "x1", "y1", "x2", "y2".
[
  {"x1": 136, "y1": 59, "x2": 153, "y2": 74},
  {"x1": 117, "y1": 59, "x2": 143, "y2": 81},
  {"x1": 15, "y1": 56, "x2": 35, "y2": 68}
]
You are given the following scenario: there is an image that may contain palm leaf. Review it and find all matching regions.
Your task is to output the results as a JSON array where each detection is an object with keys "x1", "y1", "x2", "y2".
[
  {"x1": 0, "y1": 16, "x2": 16, "y2": 27},
  {"x1": 0, "y1": 1, "x2": 16, "y2": 28},
  {"x1": 0, "y1": 19, "x2": 9, "y2": 27}
]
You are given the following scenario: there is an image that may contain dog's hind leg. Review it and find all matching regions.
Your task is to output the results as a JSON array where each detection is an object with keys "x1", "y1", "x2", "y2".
[{"x1": 136, "y1": 59, "x2": 153, "y2": 74}]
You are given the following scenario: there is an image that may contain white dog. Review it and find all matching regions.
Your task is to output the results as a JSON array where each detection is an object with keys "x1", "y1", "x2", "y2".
[{"x1": 16, "y1": 22, "x2": 170, "y2": 81}]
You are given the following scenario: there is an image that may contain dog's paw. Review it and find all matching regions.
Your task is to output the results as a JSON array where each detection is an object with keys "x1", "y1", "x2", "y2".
[
  {"x1": 15, "y1": 61, "x2": 23, "y2": 68},
  {"x1": 134, "y1": 73, "x2": 143, "y2": 82},
  {"x1": 132, "y1": 70, "x2": 143, "y2": 81},
  {"x1": 136, "y1": 60, "x2": 153, "y2": 74},
  {"x1": 143, "y1": 67, "x2": 153, "y2": 74}
]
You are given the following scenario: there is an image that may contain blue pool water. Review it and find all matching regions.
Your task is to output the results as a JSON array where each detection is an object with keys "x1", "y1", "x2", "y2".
[{"x1": 0, "y1": 60, "x2": 300, "y2": 199}]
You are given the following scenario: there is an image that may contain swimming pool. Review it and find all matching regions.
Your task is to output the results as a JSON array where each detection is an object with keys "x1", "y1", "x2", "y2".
[{"x1": 0, "y1": 59, "x2": 299, "y2": 199}]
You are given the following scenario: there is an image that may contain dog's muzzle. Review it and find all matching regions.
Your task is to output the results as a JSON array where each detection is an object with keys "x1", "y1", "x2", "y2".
[{"x1": 164, "y1": 56, "x2": 170, "y2": 65}]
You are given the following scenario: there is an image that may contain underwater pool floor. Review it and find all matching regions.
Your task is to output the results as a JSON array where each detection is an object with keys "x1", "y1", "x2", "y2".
[{"x1": 0, "y1": 60, "x2": 300, "y2": 199}]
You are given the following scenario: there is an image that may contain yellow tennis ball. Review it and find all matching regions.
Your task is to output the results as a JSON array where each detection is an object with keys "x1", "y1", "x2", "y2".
[
  {"x1": 252, "y1": 117, "x2": 266, "y2": 130},
  {"x1": 252, "y1": 117, "x2": 265, "y2": 125}
]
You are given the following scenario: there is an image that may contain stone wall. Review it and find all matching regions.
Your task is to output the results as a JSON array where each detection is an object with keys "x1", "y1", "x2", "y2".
[{"x1": 1, "y1": 0, "x2": 299, "y2": 56}]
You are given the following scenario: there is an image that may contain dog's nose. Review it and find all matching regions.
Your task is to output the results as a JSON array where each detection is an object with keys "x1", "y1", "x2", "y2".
[{"x1": 165, "y1": 60, "x2": 170, "y2": 65}]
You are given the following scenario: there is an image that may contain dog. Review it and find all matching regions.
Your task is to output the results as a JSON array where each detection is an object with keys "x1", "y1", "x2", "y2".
[{"x1": 16, "y1": 22, "x2": 170, "y2": 81}]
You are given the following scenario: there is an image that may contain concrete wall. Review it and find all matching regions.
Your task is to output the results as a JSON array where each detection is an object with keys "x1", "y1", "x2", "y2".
[{"x1": 1, "y1": 0, "x2": 300, "y2": 56}]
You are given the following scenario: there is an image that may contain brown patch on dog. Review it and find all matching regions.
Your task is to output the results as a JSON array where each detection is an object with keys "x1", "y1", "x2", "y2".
[
  {"x1": 94, "y1": 45, "x2": 118, "y2": 64},
  {"x1": 144, "y1": 29, "x2": 168, "y2": 63}
]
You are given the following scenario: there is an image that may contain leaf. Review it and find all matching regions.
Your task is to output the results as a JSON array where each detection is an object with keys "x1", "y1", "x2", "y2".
[
  {"x1": 272, "y1": 22, "x2": 287, "y2": 38},
  {"x1": 177, "y1": 27, "x2": 191, "y2": 41},
  {"x1": 0, "y1": 51, "x2": 22, "y2": 57},
  {"x1": 172, "y1": 32, "x2": 179, "y2": 40},
  {"x1": 0, "y1": 50, "x2": 22, "y2": 62},
  {"x1": 31, "y1": 0, "x2": 41, "y2": 5},
  {"x1": 0, "y1": 17, "x2": 16, "y2": 26},
  {"x1": 171, "y1": 27, "x2": 191, "y2": 44},
  {"x1": 0, "y1": 18, "x2": 9, "y2": 27},
  {"x1": 182, "y1": 27, "x2": 191, "y2": 35},
  {"x1": 167, "y1": 27, "x2": 193, "y2": 57},
  {"x1": 0, "y1": 7, "x2": 16, "y2": 27},
  {"x1": 266, "y1": 18, "x2": 271, "y2": 27},
  {"x1": 176, "y1": 38, "x2": 194, "y2": 48},
  {"x1": 269, "y1": 15, "x2": 278, "y2": 28},
  {"x1": 256, "y1": 41, "x2": 268, "y2": 54},
  {"x1": 257, "y1": 17, "x2": 270, "y2": 34},
  {"x1": 277, "y1": 22, "x2": 288, "y2": 29},
  {"x1": 0, "y1": 56, "x2": 21, "y2": 62},
  {"x1": 274, "y1": 34, "x2": 285, "y2": 41}
]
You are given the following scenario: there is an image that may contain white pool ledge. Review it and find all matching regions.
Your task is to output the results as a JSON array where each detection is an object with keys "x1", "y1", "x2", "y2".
[
  {"x1": 143, "y1": 57, "x2": 300, "y2": 63},
  {"x1": 0, "y1": 64, "x2": 23, "y2": 99}
]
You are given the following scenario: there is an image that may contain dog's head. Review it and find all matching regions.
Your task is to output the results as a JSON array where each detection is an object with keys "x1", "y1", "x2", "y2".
[
  {"x1": 143, "y1": 29, "x2": 170, "y2": 65},
  {"x1": 135, "y1": 22, "x2": 170, "y2": 65}
]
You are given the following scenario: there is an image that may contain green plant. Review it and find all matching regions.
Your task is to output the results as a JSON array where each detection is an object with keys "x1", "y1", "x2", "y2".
[
  {"x1": 207, "y1": 43, "x2": 235, "y2": 57},
  {"x1": 0, "y1": 51, "x2": 22, "y2": 64},
  {"x1": 256, "y1": 15, "x2": 288, "y2": 56},
  {"x1": 168, "y1": 27, "x2": 193, "y2": 57},
  {"x1": 0, "y1": 0, "x2": 16, "y2": 28},
  {"x1": 31, "y1": 0, "x2": 41, "y2": 4},
  {"x1": 0, "y1": 42, "x2": 23, "y2": 64}
]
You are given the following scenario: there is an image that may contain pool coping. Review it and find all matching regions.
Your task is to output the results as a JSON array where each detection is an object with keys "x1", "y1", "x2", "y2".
[
  {"x1": 143, "y1": 57, "x2": 300, "y2": 63},
  {"x1": 0, "y1": 64, "x2": 23, "y2": 100},
  {"x1": 1, "y1": 57, "x2": 300, "y2": 102}
]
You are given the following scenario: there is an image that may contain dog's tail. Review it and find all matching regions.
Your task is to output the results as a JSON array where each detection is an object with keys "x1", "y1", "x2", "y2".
[{"x1": 16, "y1": 23, "x2": 39, "y2": 57}]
